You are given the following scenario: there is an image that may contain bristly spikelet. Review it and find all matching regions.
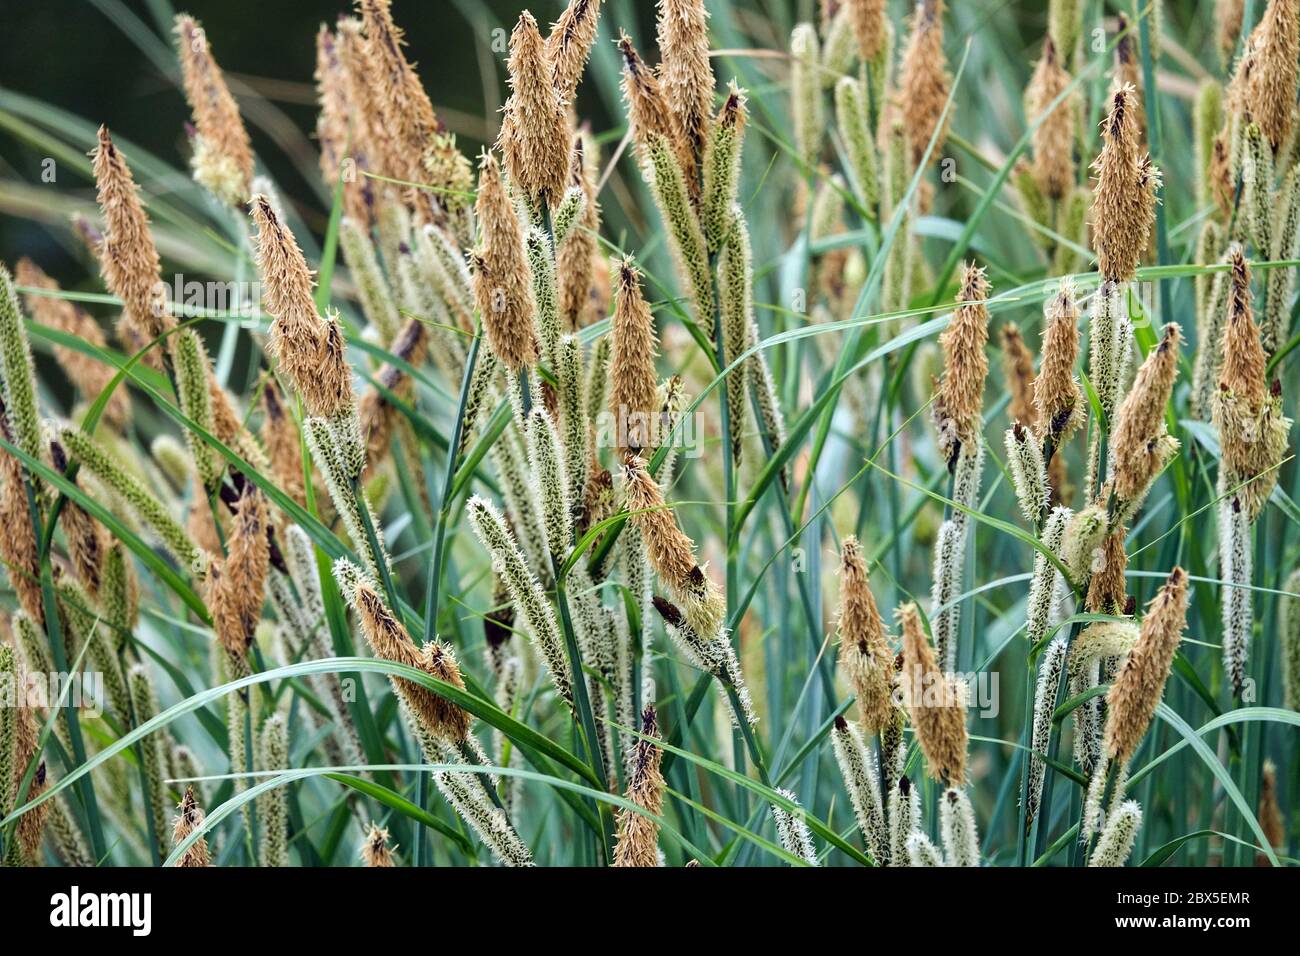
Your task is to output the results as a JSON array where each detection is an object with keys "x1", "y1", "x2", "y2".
[
  {"x1": 835, "y1": 75, "x2": 880, "y2": 214},
  {"x1": 1086, "y1": 528, "x2": 1130, "y2": 615},
  {"x1": 820, "y1": 2, "x2": 858, "y2": 83},
  {"x1": 15, "y1": 259, "x2": 130, "y2": 429},
  {"x1": 1245, "y1": 0, "x2": 1300, "y2": 151},
  {"x1": 172, "y1": 787, "x2": 212, "y2": 867},
  {"x1": 1213, "y1": 250, "x2": 1292, "y2": 521},
  {"x1": 1088, "y1": 800, "x2": 1143, "y2": 866},
  {"x1": 790, "y1": 23, "x2": 825, "y2": 171},
  {"x1": 1264, "y1": 165, "x2": 1300, "y2": 356},
  {"x1": 1194, "y1": 81, "x2": 1224, "y2": 213},
  {"x1": 171, "y1": 329, "x2": 221, "y2": 491},
  {"x1": 250, "y1": 195, "x2": 354, "y2": 417},
  {"x1": 466, "y1": 496, "x2": 573, "y2": 708},
  {"x1": 899, "y1": 0, "x2": 951, "y2": 173},
  {"x1": 0, "y1": 266, "x2": 44, "y2": 469},
  {"x1": 613, "y1": 705, "x2": 665, "y2": 867},
  {"x1": 889, "y1": 774, "x2": 920, "y2": 866},
  {"x1": 836, "y1": 536, "x2": 895, "y2": 735},
  {"x1": 526, "y1": 407, "x2": 572, "y2": 562},
  {"x1": 127, "y1": 662, "x2": 170, "y2": 848},
  {"x1": 1284, "y1": 568, "x2": 1300, "y2": 710},
  {"x1": 933, "y1": 262, "x2": 991, "y2": 468},
  {"x1": 1103, "y1": 567, "x2": 1188, "y2": 766},
  {"x1": 1005, "y1": 424, "x2": 1049, "y2": 524},
  {"x1": 655, "y1": 0, "x2": 716, "y2": 196},
  {"x1": 334, "y1": 559, "x2": 474, "y2": 744},
  {"x1": 338, "y1": 218, "x2": 400, "y2": 345},
  {"x1": 60, "y1": 426, "x2": 202, "y2": 572},
  {"x1": 91, "y1": 127, "x2": 173, "y2": 351},
  {"x1": 899, "y1": 603, "x2": 968, "y2": 785},
  {"x1": 1048, "y1": 0, "x2": 1083, "y2": 60},
  {"x1": 499, "y1": 12, "x2": 570, "y2": 208},
  {"x1": 556, "y1": 334, "x2": 589, "y2": 514},
  {"x1": 717, "y1": 215, "x2": 752, "y2": 465},
  {"x1": 1025, "y1": 635, "x2": 1067, "y2": 826},
  {"x1": 609, "y1": 259, "x2": 660, "y2": 454},
  {"x1": 257, "y1": 712, "x2": 289, "y2": 867},
  {"x1": 1219, "y1": 495, "x2": 1253, "y2": 696},
  {"x1": 1109, "y1": 323, "x2": 1181, "y2": 505},
  {"x1": 315, "y1": 24, "x2": 371, "y2": 227},
  {"x1": 1001, "y1": 324, "x2": 1037, "y2": 428},
  {"x1": 771, "y1": 789, "x2": 819, "y2": 865},
  {"x1": 173, "y1": 15, "x2": 254, "y2": 206},
  {"x1": 1025, "y1": 36, "x2": 1076, "y2": 200},
  {"x1": 702, "y1": 84, "x2": 748, "y2": 250},
  {"x1": 939, "y1": 787, "x2": 980, "y2": 866},
  {"x1": 1033, "y1": 279, "x2": 1084, "y2": 445},
  {"x1": 1091, "y1": 84, "x2": 1161, "y2": 282},
  {"x1": 470, "y1": 151, "x2": 539, "y2": 372},
  {"x1": 830, "y1": 715, "x2": 888, "y2": 864}
]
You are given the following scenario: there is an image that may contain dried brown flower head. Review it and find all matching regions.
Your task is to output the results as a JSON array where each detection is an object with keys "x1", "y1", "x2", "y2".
[
  {"x1": 655, "y1": 0, "x2": 716, "y2": 196},
  {"x1": 547, "y1": 0, "x2": 603, "y2": 105},
  {"x1": 207, "y1": 486, "x2": 270, "y2": 659},
  {"x1": 836, "y1": 536, "x2": 895, "y2": 735},
  {"x1": 899, "y1": 0, "x2": 951, "y2": 171},
  {"x1": 1091, "y1": 84, "x2": 1161, "y2": 282},
  {"x1": 557, "y1": 134, "x2": 603, "y2": 331},
  {"x1": 1033, "y1": 278, "x2": 1084, "y2": 444},
  {"x1": 315, "y1": 24, "x2": 371, "y2": 226},
  {"x1": 1000, "y1": 324, "x2": 1037, "y2": 428},
  {"x1": 1025, "y1": 36, "x2": 1077, "y2": 200},
  {"x1": 1103, "y1": 566, "x2": 1188, "y2": 765},
  {"x1": 1086, "y1": 528, "x2": 1129, "y2": 615},
  {"x1": 899, "y1": 602, "x2": 968, "y2": 785},
  {"x1": 933, "y1": 262, "x2": 991, "y2": 466},
  {"x1": 849, "y1": 0, "x2": 887, "y2": 61},
  {"x1": 499, "y1": 11, "x2": 570, "y2": 208},
  {"x1": 91, "y1": 126, "x2": 172, "y2": 351},
  {"x1": 470, "y1": 151, "x2": 539, "y2": 372},
  {"x1": 1111, "y1": 323, "x2": 1181, "y2": 503},
  {"x1": 173, "y1": 787, "x2": 212, "y2": 867},
  {"x1": 250, "y1": 194, "x2": 354, "y2": 416},
  {"x1": 613, "y1": 705, "x2": 665, "y2": 867},
  {"x1": 361, "y1": 823, "x2": 396, "y2": 866},
  {"x1": 174, "y1": 15, "x2": 254, "y2": 206},
  {"x1": 609, "y1": 258, "x2": 660, "y2": 454},
  {"x1": 1245, "y1": 0, "x2": 1300, "y2": 150},
  {"x1": 617, "y1": 31, "x2": 674, "y2": 158}
]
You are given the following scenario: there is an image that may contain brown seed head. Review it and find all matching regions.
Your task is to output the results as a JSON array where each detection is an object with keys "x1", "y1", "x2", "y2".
[
  {"x1": 173, "y1": 787, "x2": 212, "y2": 867},
  {"x1": 1245, "y1": 0, "x2": 1300, "y2": 150},
  {"x1": 1033, "y1": 278, "x2": 1084, "y2": 443},
  {"x1": 609, "y1": 258, "x2": 660, "y2": 454},
  {"x1": 471, "y1": 151, "x2": 539, "y2": 372},
  {"x1": 315, "y1": 24, "x2": 371, "y2": 226},
  {"x1": 1091, "y1": 84, "x2": 1161, "y2": 282},
  {"x1": 174, "y1": 15, "x2": 254, "y2": 206},
  {"x1": 0, "y1": 438, "x2": 43, "y2": 623},
  {"x1": 207, "y1": 486, "x2": 269, "y2": 659},
  {"x1": 1111, "y1": 323, "x2": 1181, "y2": 502},
  {"x1": 91, "y1": 126, "x2": 172, "y2": 347},
  {"x1": 1258, "y1": 760, "x2": 1285, "y2": 859},
  {"x1": 250, "y1": 195, "x2": 354, "y2": 416},
  {"x1": 848, "y1": 0, "x2": 887, "y2": 61},
  {"x1": 547, "y1": 0, "x2": 603, "y2": 105},
  {"x1": 361, "y1": 823, "x2": 396, "y2": 866},
  {"x1": 899, "y1": 0, "x2": 951, "y2": 171},
  {"x1": 898, "y1": 602, "x2": 968, "y2": 785},
  {"x1": 836, "y1": 536, "x2": 895, "y2": 735},
  {"x1": 1103, "y1": 566, "x2": 1188, "y2": 764},
  {"x1": 613, "y1": 705, "x2": 665, "y2": 867},
  {"x1": 934, "y1": 262, "x2": 991, "y2": 465},
  {"x1": 1025, "y1": 35, "x2": 1077, "y2": 200},
  {"x1": 618, "y1": 32, "x2": 674, "y2": 158},
  {"x1": 557, "y1": 133, "x2": 603, "y2": 331},
  {"x1": 499, "y1": 11, "x2": 570, "y2": 207},
  {"x1": 260, "y1": 377, "x2": 306, "y2": 510},
  {"x1": 1000, "y1": 324, "x2": 1037, "y2": 428},
  {"x1": 353, "y1": 579, "x2": 472, "y2": 743},
  {"x1": 655, "y1": 0, "x2": 716, "y2": 195},
  {"x1": 1086, "y1": 528, "x2": 1130, "y2": 615}
]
